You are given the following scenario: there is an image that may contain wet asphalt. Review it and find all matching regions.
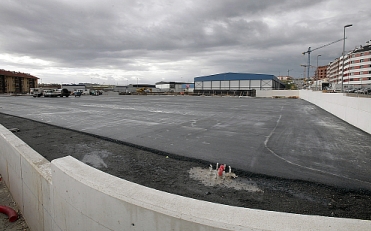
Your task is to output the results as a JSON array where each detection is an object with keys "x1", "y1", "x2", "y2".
[{"x1": 1, "y1": 95, "x2": 370, "y2": 190}]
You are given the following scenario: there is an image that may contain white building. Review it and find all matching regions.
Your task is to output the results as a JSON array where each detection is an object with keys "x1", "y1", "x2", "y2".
[
  {"x1": 328, "y1": 40, "x2": 371, "y2": 90},
  {"x1": 155, "y1": 81, "x2": 194, "y2": 93}
]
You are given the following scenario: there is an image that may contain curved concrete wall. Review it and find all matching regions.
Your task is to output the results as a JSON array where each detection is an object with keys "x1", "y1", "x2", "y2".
[
  {"x1": 1, "y1": 125, "x2": 371, "y2": 230},
  {"x1": 0, "y1": 124, "x2": 52, "y2": 230},
  {"x1": 300, "y1": 91, "x2": 371, "y2": 135}
]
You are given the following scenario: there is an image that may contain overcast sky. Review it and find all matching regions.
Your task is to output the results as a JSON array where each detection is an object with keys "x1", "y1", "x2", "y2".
[{"x1": 1, "y1": 0, "x2": 370, "y2": 85}]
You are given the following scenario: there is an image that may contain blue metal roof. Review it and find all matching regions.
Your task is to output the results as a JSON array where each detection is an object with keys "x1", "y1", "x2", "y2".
[{"x1": 194, "y1": 73, "x2": 277, "y2": 81}]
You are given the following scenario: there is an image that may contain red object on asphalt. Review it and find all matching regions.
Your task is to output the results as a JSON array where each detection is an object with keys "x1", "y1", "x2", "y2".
[
  {"x1": 218, "y1": 165, "x2": 225, "y2": 176},
  {"x1": 0, "y1": 205, "x2": 18, "y2": 222}
]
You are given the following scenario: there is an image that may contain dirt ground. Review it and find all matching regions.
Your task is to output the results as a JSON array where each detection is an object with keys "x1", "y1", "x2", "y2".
[
  {"x1": 0, "y1": 176, "x2": 29, "y2": 231},
  {"x1": 1, "y1": 112, "x2": 371, "y2": 222}
]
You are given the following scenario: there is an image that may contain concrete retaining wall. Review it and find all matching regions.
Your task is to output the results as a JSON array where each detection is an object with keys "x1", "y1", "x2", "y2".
[
  {"x1": 1, "y1": 124, "x2": 371, "y2": 230},
  {"x1": 256, "y1": 90, "x2": 299, "y2": 98},
  {"x1": 299, "y1": 90, "x2": 371, "y2": 135},
  {"x1": 0, "y1": 125, "x2": 52, "y2": 230}
]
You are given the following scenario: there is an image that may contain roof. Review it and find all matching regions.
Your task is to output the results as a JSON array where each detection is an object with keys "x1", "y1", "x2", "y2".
[
  {"x1": 352, "y1": 44, "x2": 371, "y2": 53},
  {"x1": 155, "y1": 81, "x2": 192, "y2": 85},
  {"x1": 194, "y1": 72, "x2": 277, "y2": 81},
  {"x1": 0, "y1": 69, "x2": 39, "y2": 79},
  {"x1": 131, "y1": 84, "x2": 156, "y2": 88}
]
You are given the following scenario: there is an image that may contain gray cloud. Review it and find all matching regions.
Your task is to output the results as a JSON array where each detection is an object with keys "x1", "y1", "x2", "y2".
[{"x1": 0, "y1": 0, "x2": 370, "y2": 84}]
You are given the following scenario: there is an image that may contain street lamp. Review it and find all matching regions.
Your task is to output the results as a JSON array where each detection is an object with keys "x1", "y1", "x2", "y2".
[
  {"x1": 341, "y1": 24, "x2": 353, "y2": 92},
  {"x1": 287, "y1": 69, "x2": 293, "y2": 77},
  {"x1": 316, "y1": 54, "x2": 321, "y2": 91}
]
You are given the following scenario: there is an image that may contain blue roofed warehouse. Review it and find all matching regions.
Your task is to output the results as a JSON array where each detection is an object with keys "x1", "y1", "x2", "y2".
[{"x1": 194, "y1": 73, "x2": 285, "y2": 96}]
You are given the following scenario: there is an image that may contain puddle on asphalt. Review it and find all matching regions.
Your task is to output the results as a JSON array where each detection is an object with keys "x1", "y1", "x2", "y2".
[{"x1": 189, "y1": 167, "x2": 263, "y2": 192}]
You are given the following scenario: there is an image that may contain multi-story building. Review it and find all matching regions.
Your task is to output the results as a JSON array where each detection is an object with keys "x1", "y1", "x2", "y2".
[
  {"x1": 327, "y1": 40, "x2": 371, "y2": 89},
  {"x1": 0, "y1": 69, "x2": 38, "y2": 94},
  {"x1": 315, "y1": 66, "x2": 327, "y2": 80}
]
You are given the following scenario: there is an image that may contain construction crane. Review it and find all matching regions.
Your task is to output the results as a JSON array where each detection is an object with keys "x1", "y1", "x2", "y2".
[
  {"x1": 302, "y1": 38, "x2": 344, "y2": 80},
  {"x1": 300, "y1": 64, "x2": 314, "y2": 79}
]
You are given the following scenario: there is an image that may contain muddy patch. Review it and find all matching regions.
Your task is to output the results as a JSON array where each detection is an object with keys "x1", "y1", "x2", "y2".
[{"x1": 189, "y1": 167, "x2": 263, "y2": 192}]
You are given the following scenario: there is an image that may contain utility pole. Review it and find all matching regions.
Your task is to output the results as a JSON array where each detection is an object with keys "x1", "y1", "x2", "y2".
[
  {"x1": 316, "y1": 54, "x2": 321, "y2": 91},
  {"x1": 341, "y1": 24, "x2": 353, "y2": 92},
  {"x1": 300, "y1": 65, "x2": 307, "y2": 79},
  {"x1": 287, "y1": 69, "x2": 293, "y2": 77}
]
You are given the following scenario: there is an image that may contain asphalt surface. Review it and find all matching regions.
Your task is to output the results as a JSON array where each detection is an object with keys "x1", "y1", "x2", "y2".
[{"x1": 1, "y1": 95, "x2": 371, "y2": 190}]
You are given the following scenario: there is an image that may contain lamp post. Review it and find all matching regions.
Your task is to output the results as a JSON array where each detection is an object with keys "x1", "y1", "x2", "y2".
[
  {"x1": 316, "y1": 54, "x2": 321, "y2": 91},
  {"x1": 287, "y1": 69, "x2": 293, "y2": 77},
  {"x1": 341, "y1": 24, "x2": 353, "y2": 92}
]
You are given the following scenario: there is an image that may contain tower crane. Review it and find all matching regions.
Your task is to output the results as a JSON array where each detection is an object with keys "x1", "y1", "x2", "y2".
[{"x1": 302, "y1": 38, "x2": 344, "y2": 80}]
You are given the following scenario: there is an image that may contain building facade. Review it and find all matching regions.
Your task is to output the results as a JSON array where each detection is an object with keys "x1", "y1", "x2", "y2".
[
  {"x1": 315, "y1": 66, "x2": 327, "y2": 80},
  {"x1": 0, "y1": 69, "x2": 38, "y2": 94},
  {"x1": 327, "y1": 40, "x2": 371, "y2": 89},
  {"x1": 194, "y1": 73, "x2": 284, "y2": 95},
  {"x1": 155, "y1": 81, "x2": 194, "y2": 93}
]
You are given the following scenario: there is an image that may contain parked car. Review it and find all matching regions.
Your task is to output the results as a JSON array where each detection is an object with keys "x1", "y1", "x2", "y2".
[
  {"x1": 74, "y1": 91, "x2": 82, "y2": 97},
  {"x1": 60, "y1": 88, "x2": 70, "y2": 97},
  {"x1": 43, "y1": 89, "x2": 61, "y2": 97},
  {"x1": 355, "y1": 88, "x2": 370, "y2": 94},
  {"x1": 345, "y1": 88, "x2": 354, "y2": 93}
]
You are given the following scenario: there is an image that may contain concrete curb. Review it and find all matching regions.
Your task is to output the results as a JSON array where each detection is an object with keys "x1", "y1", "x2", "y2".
[{"x1": 1, "y1": 124, "x2": 371, "y2": 230}]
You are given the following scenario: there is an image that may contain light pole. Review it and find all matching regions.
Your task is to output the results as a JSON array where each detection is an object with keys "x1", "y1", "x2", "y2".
[
  {"x1": 341, "y1": 24, "x2": 352, "y2": 92},
  {"x1": 316, "y1": 54, "x2": 321, "y2": 91},
  {"x1": 287, "y1": 69, "x2": 293, "y2": 77}
]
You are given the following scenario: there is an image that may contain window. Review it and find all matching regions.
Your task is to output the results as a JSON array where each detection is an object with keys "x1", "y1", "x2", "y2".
[{"x1": 360, "y1": 59, "x2": 364, "y2": 62}]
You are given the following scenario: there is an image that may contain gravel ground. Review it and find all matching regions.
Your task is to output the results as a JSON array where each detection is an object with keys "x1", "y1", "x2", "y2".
[
  {"x1": 0, "y1": 175, "x2": 29, "y2": 231},
  {"x1": 1, "y1": 112, "x2": 371, "y2": 221}
]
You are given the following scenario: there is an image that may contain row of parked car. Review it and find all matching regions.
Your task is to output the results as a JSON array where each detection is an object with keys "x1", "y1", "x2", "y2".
[
  {"x1": 345, "y1": 88, "x2": 371, "y2": 94},
  {"x1": 32, "y1": 88, "x2": 83, "y2": 97}
]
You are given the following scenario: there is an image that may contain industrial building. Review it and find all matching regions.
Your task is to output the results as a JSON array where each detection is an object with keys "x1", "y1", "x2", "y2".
[
  {"x1": 155, "y1": 81, "x2": 194, "y2": 93},
  {"x1": 0, "y1": 69, "x2": 38, "y2": 94},
  {"x1": 61, "y1": 84, "x2": 86, "y2": 92},
  {"x1": 123, "y1": 84, "x2": 156, "y2": 93},
  {"x1": 194, "y1": 72, "x2": 284, "y2": 95}
]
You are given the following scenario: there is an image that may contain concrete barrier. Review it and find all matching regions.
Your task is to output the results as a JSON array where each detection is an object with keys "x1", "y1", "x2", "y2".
[
  {"x1": 256, "y1": 90, "x2": 299, "y2": 98},
  {"x1": 299, "y1": 90, "x2": 371, "y2": 135},
  {"x1": 0, "y1": 125, "x2": 52, "y2": 230},
  {"x1": 1, "y1": 123, "x2": 371, "y2": 230}
]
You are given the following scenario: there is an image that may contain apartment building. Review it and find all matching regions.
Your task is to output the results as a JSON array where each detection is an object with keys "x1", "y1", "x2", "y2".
[
  {"x1": 315, "y1": 66, "x2": 327, "y2": 80},
  {"x1": 327, "y1": 40, "x2": 371, "y2": 88},
  {"x1": 0, "y1": 69, "x2": 38, "y2": 94}
]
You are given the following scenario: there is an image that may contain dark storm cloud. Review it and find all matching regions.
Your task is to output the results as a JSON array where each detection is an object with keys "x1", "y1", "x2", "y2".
[{"x1": 0, "y1": 0, "x2": 370, "y2": 83}]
